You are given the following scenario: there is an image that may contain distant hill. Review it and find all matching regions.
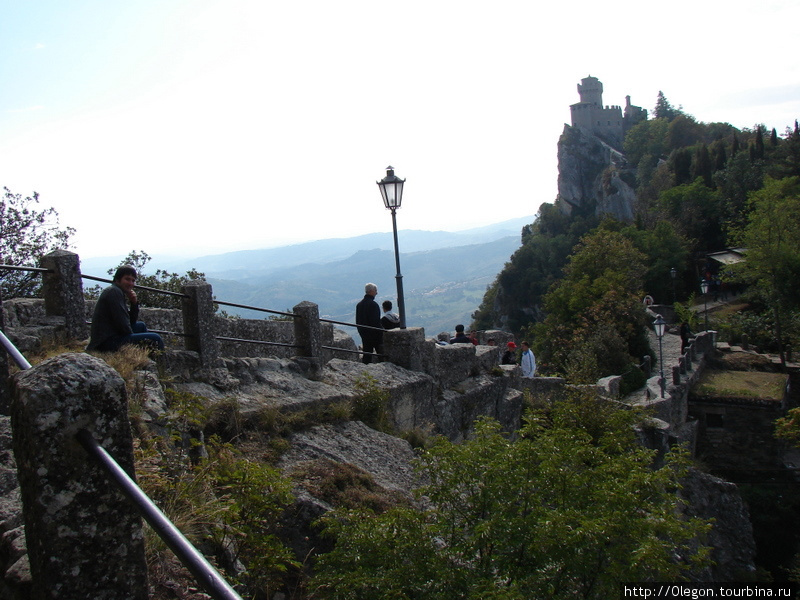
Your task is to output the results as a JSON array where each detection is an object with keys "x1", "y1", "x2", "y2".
[{"x1": 165, "y1": 216, "x2": 534, "y2": 281}]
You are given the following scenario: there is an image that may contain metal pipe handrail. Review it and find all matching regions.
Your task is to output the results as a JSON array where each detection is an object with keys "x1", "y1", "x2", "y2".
[
  {"x1": 0, "y1": 264, "x2": 51, "y2": 273},
  {"x1": 214, "y1": 300, "x2": 296, "y2": 319},
  {"x1": 320, "y1": 344, "x2": 381, "y2": 357},
  {"x1": 319, "y1": 317, "x2": 384, "y2": 332},
  {"x1": 0, "y1": 329, "x2": 32, "y2": 370},
  {"x1": 75, "y1": 429, "x2": 243, "y2": 600},
  {"x1": 81, "y1": 274, "x2": 189, "y2": 298},
  {"x1": 215, "y1": 335, "x2": 301, "y2": 349},
  {"x1": 0, "y1": 333, "x2": 241, "y2": 599}
]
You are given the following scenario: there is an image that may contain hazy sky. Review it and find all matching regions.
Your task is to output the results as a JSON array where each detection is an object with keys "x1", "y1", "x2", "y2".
[{"x1": 1, "y1": 0, "x2": 798, "y2": 261}]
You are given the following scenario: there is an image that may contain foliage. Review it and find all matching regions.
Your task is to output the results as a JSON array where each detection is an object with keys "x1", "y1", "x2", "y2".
[
  {"x1": 136, "y1": 436, "x2": 298, "y2": 596},
  {"x1": 673, "y1": 293, "x2": 700, "y2": 332},
  {"x1": 657, "y1": 178, "x2": 725, "y2": 252},
  {"x1": 312, "y1": 392, "x2": 711, "y2": 599},
  {"x1": 84, "y1": 250, "x2": 207, "y2": 309},
  {"x1": 471, "y1": 203, "x2": 598, "y2": 332},
  {"x1": 728, "y1": 176, "x2": 800, "y2": 361},
  {"x1": 534, "y1": 228, "x2": 652, "y2": 382},
  {"x1": 618, "y1": 220, "x2": 690, "y2": 304},
  {"x1": 352, "y1": 373, "x2": 391, "y2": 433},
  {"x1": 776, "y1": 407, "x2": 800, "y2": 449},
  {"x1": 0, "y1": 187, "x2": 75, "y2": 298}
]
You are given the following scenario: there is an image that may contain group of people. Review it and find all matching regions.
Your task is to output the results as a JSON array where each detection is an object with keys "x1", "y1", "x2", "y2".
[
  {"x1": 89, "y1": 273, "x2": 536, "y2": 379},
  {"x1": 355, "y1": 282, "x2": 536, "y2": 376},
  {"x1": 501, "y1": 340, "x2": 536, "y2": 378},
  {"x1": 355, "y1": 283, "x2": 401, "y2": 364}
]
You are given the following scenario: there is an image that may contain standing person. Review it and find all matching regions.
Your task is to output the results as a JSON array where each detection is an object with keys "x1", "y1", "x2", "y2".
[
  {"x1": 380, "y1": 300, "x2": 401, "y2": 330},
  {"x1": 501, "y1": 341, "x2": 517, "y2": 365},
  {"x1": 450, "y1": 324, "x2": 472, "y2": 344},
  {"x1": 356, "y1": 283, "x2": 383, "y2": 364},
  {"x1": 680, "y1": 321, "x2": 692, "y2": 354},
  {"x1": 87, "y1": 265, "x2": 165, "y2": 353},
  {"x1": 520, "y1": 341, "x2": 536, "y2": 378}
]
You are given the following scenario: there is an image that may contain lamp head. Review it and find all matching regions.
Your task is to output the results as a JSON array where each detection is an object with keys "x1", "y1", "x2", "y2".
[
  {"x1": 653, "y1": 314, "x2": 666, "y2": 338},
  {"x1": 377, "y1": 166, "x2": 405, "y2": 210}
]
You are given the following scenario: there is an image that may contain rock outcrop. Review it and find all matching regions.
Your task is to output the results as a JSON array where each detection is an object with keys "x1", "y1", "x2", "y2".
[{"x1": 556, "y1": 124, "x2": 637, "y2": 222}]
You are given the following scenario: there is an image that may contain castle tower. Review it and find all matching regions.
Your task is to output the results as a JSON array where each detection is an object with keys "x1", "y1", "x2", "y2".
[
  {"x1": 577, "y1": 76, "x2": 603, "y2": 106},
  {"x1": 569, "y1": 75, "x2": 645, "y2": 151}
]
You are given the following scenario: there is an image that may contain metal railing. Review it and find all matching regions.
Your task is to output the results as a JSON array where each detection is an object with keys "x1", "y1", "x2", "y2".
[
  {"x1": 0, "y1": 329, "x2": 243, "y2": 600},
  {"x1": 1, "y1": 262, "x2": 386, "y2": 358}
]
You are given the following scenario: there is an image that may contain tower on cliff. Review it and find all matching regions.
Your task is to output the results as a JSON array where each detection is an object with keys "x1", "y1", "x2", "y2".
[{"x1": 569, "y1": 75, "x2": 646, "y2": 151}]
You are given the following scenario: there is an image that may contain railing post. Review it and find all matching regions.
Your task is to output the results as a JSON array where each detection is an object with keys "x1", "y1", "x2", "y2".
[
  {"x1": 382, "y1": 327, "x2": 433, "y2": 374},
  {"x1": 293, "y1": 301, "x2": 323, "y2": 380},
  {"x1": 181, "y1": 281, "x2": 220, "y2": 368},
  {"x1": 0, "y1": 288, "x2": 9, "y2": 415},
  {"x1": 10, "y1": 352, "x2": 148, "y2": 598},
  {"x1": 40, "y1": 249, "x2": 88, "y2": 341}
]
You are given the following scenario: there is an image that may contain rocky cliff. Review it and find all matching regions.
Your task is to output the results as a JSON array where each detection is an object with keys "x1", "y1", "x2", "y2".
[{"x1": 556, "y1": 123, "x2": 637, "y2": 221}]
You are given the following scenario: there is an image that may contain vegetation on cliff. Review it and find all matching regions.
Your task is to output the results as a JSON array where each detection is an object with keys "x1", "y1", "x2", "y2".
[
  {"x1": 473, "y1": 95, "x2": 800, "y2": 380},
  {"x1": 312, "y1": 392, "x2": 711, "y2": 599}
]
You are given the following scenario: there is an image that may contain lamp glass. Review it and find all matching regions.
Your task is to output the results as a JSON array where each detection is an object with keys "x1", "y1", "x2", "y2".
[
  {"x1": 377, "y1": 166, "x2": 405, "y2": 210},
  {"x1": 380, "y1": 180, "x2": 403, "y2": 209},
  {"x1": 701, "y1": 279, "x2": 710, "y2": 294}
]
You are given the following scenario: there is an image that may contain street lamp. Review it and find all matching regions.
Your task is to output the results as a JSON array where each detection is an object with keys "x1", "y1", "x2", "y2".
[
  {"x1": 653, "y1": 314, "x2": 666, "y2": 398},
  {"x1": 670, "y1": 267, "x2": 677, "y2": 304},
  {"x1": 700, "y1": 279, "x2": 710, "y2": 331},
  {"x1": 377, "y1": 166, "x2": 407, "y2": 329}
]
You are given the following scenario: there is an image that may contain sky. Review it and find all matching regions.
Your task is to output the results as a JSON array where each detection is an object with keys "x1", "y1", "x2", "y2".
[{"x1": 1, "y1": 0, "x2": 799, "y2": 262}]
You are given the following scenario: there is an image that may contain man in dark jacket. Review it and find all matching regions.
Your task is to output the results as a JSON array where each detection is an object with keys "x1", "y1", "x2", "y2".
[
  {"x1": 87, "y1": 265, "x2": 164, "y2": 353},
  {"x1": 356, "y1": 282, "x2": 383, "y2": 364},
  {"x1": 450, "y1": 324, "x2": 472, "y2": 344}
]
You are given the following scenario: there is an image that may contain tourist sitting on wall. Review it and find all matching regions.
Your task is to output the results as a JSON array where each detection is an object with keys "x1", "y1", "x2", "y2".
[
  {"x1": 380, "y1": 300, "x2": 401, "y2": 330},
  {"x1": 450, "y1": 324, "x2": 472, "y2": 344},
  {"x1": 87, "y1": 265, "x2": 165, "y2": 353}
]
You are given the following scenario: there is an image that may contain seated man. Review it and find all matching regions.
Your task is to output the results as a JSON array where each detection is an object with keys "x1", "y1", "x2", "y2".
[
  {"x1": 380, "y1": 300, "x2": 401, "y2": 330},
  {"x1": 87, "y1": 265, "x2": 165, "y2": 353}
]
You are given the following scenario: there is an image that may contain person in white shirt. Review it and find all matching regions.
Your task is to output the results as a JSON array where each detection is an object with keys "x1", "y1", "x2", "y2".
[{"x1": 520, "y1": 341, "x2": 536, "y2": 378}]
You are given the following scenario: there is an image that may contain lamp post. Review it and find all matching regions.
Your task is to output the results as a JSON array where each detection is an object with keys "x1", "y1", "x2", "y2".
[
  {"x1": 670, "y1": 267, "x2": 677, "y2": 304},
  {"x1": 377, "y1": 166, "x2": 407, "y2": 329},
  {"x1": 700, "y1": 279, "x2": 710, "y2": 331},
  {"x1": 653, "y1": 314, "x2": 666, "y2": 398}
]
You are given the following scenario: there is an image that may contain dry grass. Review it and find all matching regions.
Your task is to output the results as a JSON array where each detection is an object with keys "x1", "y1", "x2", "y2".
[
  {"x1": 288, "y1": 458, "x2": 410, "y2": 513},
  {"x1": 693, "y1": 370, "x2": 787, "y2": 400}
]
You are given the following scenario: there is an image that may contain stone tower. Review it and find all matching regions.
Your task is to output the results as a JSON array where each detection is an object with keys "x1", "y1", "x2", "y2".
[
  {"x1": 569, "y1": 75, "x2": 646, "y2": 151},
  {"x1": 577, "y1": 76, "x2": 603, "y2": 106}
]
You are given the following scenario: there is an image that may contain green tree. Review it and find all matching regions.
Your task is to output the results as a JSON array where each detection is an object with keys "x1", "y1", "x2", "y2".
[
  {"x1": 731, "y1": 176, "x2": 800, "y2": 364},
  {"x1": 534, "y1": 228, "x2": 651, "y2": 382},
  {"x1": 658, "y1": 178, "x2": 724, "y2": 251},
  {"x1": 653, "y1": 91, "x2": 685, "y2": 122},
  {"x1": 313, "y1": 394, "x2": 711, "y2": 599},
  {"x1": 620, "y1": 220, "x2": 690, "y2": 304},
  {"x1": 85, "y1": 250, "x2": 207, "y2": 309},
  {"x1": 0, "y1": 187, "x2": 75, "y2": 298}
]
